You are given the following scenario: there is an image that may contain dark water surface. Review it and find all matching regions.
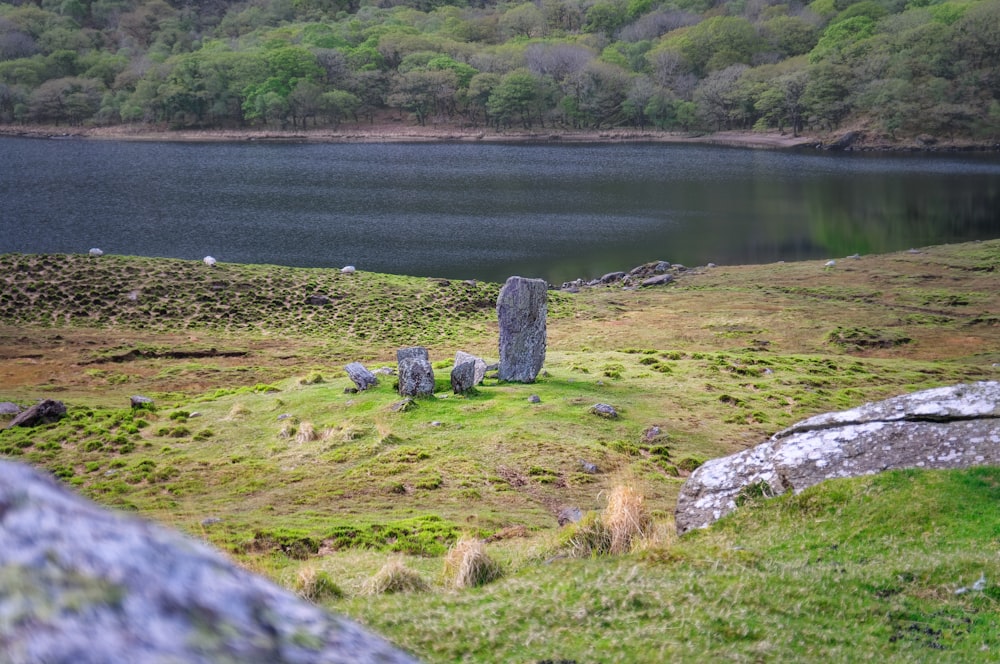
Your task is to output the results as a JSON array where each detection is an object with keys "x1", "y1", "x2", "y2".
[{"x1": 2, "y1": 137, "x2": 999, "y2": 284}]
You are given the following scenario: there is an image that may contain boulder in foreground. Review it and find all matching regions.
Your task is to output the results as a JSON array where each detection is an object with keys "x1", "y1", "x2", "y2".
[
  {"x1": 0, "y1": 460, "x2": 420, "y2": 664},
  {"x1": 675, "y1": 381, "x2": 1000, "y2": 534}
]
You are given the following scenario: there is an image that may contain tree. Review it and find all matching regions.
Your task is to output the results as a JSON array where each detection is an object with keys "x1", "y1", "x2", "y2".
[
  {"x1": 487, "y1": 69, "x2": 542, "y2": 129},
  {"x1": 28, "y1": 75, "x2": 102, "y2": 124},
  {"x1": 499, "y1": 3, "x2": 546, "y2": 39},
  {"x1": 388, "y1": 68, "x2": 457, "y2": 125},
  {"x1": 693, "y1": 64, "x2": 748, "y2": 130}
]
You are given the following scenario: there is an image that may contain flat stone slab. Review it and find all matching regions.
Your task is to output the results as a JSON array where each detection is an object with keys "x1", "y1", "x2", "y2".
[{"x1": 675, "y1": 381, "x2": 1000, "y2": 534}]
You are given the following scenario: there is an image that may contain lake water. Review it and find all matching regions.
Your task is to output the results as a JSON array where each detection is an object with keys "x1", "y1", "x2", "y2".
[{"x1": 2, "y1": 137, "x2": 999, "y2": 284}]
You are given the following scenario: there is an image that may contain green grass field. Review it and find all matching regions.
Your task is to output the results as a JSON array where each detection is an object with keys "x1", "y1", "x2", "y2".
[{"x1": 2, "y1": 242, "x2": 999, "y2": 661}]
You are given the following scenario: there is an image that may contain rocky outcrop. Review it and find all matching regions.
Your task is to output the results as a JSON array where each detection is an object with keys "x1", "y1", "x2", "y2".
[
  {"x1": 0, "y1": 460, "x2": 419, "y2": 664},
  {"x1": 676, "y1": 381, "x2": 1000, "y2": 534},
  {"x1": 5, "y1": 399, "x2": 66, "y2": 429},
  {"x1": 497, "y1": 276, "x2": 547, "y2": 383}
]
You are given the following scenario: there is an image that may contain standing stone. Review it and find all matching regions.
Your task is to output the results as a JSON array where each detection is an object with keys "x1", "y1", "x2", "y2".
[
  {"x1": 497, "y1": 276, "x2": 547, "y2": 383},
  {"x1": 345, "y1": 362, "x2": 378, "y2": 391},
  {"x1": 450, "y1": 361, "x2": 477, "y2": 394},
  {"x1": 398, "y1": 357, "x2": 435, "y2": 397},
  {"x1": 455, "y1": 351, "x2": 487, "y2": 385}
]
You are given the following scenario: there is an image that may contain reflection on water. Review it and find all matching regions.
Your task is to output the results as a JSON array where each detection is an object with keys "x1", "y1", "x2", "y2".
[{"x1": 1, "y1": 138, "x2": 998, "y2": 284}]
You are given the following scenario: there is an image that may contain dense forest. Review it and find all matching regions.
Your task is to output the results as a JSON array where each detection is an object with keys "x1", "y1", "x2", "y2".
[{"x1": 0, "y1": 0, "x2": 998, "y2": 139}]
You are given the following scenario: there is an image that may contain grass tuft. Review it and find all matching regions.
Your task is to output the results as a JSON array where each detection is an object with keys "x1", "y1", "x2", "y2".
[
  {"x1": 362, "y1": 558, "x2": 430, "y2": 595},
  {"x1": 444, "y1": 537, "x2": 503, "y2": 589},
  {"x1": 294, "y1": 565, "x2": 343, "y2": 602}
]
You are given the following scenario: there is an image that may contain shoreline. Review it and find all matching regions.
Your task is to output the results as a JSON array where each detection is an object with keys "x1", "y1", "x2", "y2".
[{"x1": 7, "y1": 122, "x2": 995, "y2": 151}]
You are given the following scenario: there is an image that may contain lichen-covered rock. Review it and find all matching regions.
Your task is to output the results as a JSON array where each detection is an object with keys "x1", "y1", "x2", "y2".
[
  {"x1": 345, "y1": 362, "x2": 378, "y2": 391},
  {"x1": 450, "y1": 361, "x2": 477, "y2": 394},
  {"x1": 398, "y1": 357, "x2": 435, "y2": 397},
  {"x1": 396, "y1": 346, "x2": 429, "y2": 364},
  {"x1": 497, "y1": 276, "x2": 547, "y2": 383},
  {"x1": 0, "y1": 460, "x2": 419, "y2": 664},
  {"x1": 0, "y1": 402, "x2": 22, "y2": 417},
  {"x1": 5, "y1": 399, "x2": 66, "y2": 429},
  {"x1": 675, "y1": 381, "x2": 1000, "y2": 534},
  {"x1": 590, "y1": 403, "x2": 619, "y2": 419}
]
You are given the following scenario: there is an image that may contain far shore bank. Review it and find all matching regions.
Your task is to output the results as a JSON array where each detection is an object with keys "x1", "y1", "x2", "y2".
[{"x1": 3, "y1": 122, "x2": 995, "y2": 151}]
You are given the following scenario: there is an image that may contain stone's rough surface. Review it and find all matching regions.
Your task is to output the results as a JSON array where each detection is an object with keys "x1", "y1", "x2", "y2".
[
  {"x1": 397, "y1": 346, "x2": 429, "y2": 364},
  {"x1": 0, "y1": 461, "x2": 419, "y2": 664},
  {"x1": 345, "y1": 362, "x2": 378, "y2": 391},
  {"x1": 5, "y1": 399, "x2": 66, "y2": 429},
  {"x1": 450, "y1": 361, "x2": 477, "y2": 394},
  {"x1": 398, "y1": 357, "x2": 435, "y2": 397},
  {"x1": 600, "y1": 271, "x2": 626, "y2": 284},
  {"x1": 306, "y1": 294, "x2": 331, "y2": 305},
  {"x1": 454, "y1": 351, "x2": 487, "y2": 386},
  {"x1": 497, "y1": 276, "x2": 547, "y2": 383},
  {"x1": 88, "y1": 248, "x2": 103, "y2": 257},
  {"x1": 676, "y1": 381, "x2": 1000, "y2": 534},
  {"x1": 203, "y1": 256, "x2": 217, "y2": 267}
]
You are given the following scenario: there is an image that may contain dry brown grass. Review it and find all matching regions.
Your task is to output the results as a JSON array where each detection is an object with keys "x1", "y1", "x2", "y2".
[
  {"x1": 362, "y1": 558, "x2": 430, "y2": 595},
  {"x1": 295, "y1": 421, "x2": 317, "y2": 443},
  {"x1": 293, "y1": 565, "x2": 343, "y2": 602},
  {"x1": 604, "y1": 484, "x2": 651, "y2": 555},
  {"x1": 443, "y1": 537, "x2": 503, "y2": 589}
]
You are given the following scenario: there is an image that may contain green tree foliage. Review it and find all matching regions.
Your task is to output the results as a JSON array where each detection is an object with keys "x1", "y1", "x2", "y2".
[{"x1": 0, "y1": 0, "x2": 997, "y2": 140}]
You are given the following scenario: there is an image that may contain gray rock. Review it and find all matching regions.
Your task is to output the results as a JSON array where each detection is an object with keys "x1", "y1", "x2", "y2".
[
  {"x1": 390, "y1": 398, "x2": 417, "y2": 413},
  {"x1": 129, "y1": 395, "x2": 154, "y2": 409},
  {"x1": 528, "y1": 395, "x2": 541, "y2": 404},
  {"x1": 557, "y1": 507, "x2": 583, "y2": 526},
  {"x1": 0, "y1": 402, "x2": 22, "y2": 416},
  {"x1": 590, "y1": 403, "x2": 619, "y2": 419},
  {"x1": 600, "y1": 271, "x2": 626, "y2": 284},
  {"x1": 88, "y1": 248, "x2": 103, "y2": 257},
  {"x1": 675, "y1": 381, "x2": 1000, "y2": 534},
  {"x1": 450, "y1": 361, "x2": 477, "y2": 394},
  {"x1": 397, "y1": 346, "x2": 429, "y2": 364},
  {"x1": 344, "y1": 362, "x2": 378, "y2": 391},
  {"x1": 398, "y1": 357, "x2": 435, "y2": 397},
  {"x1": 5, "y1": 399, "x2": 66, "y2": 429},
  {"x1": 0, "y1": 460, "x2": 419, "y2": 664},
  {"x1": 454, "y1": 351, "x2": 487, "y2": 386},
  {"x1": 654, "y1": 261, "x2": 671, "y2": 273},
  {"x1": 341, "y1": 265, "x2": 356, "y2": 274},
  {"x1": 203, "y1": 256, "x2": 217, "y2": 267},
  {"x1": 640, "y1": 274, "x2": 674, "y2": 288},
  {"x1": 497, "y1": 276, "x2": 547, "y2": 383},
  {"x1": 305, "y1": 294, "x2": 331, "y2": 305},
  {"x1": 579, "y1": 459, "x2": 598, "y2": 474}
]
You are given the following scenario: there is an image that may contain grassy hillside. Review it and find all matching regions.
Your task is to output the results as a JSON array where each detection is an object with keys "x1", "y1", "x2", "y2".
[{"x1": 2, "y1": 241, "x2": 999, "y2": 661}]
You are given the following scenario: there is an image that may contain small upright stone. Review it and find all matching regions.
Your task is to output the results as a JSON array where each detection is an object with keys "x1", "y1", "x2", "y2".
[
  {"x1": 450, "y1": 361, "x2": 477, "y2": 394},
  {"x1": 497, "y1": 276, "x2": 547, "y2": 383},
  {"x1": 345, "y1": 362, "x2": 378, "y2": 391},
  {"x1": 455, "y1": 351, "x2": 487, "y2": 385},
  {"x1": 398, "y1": 357, "x2": 435, "y2": 397},
  {"x1": 88, "y1": 248, "x2": 103, "y2": 257},
  {"x1": 589, "y1": 403, "x2": 619, "y2": 419}
]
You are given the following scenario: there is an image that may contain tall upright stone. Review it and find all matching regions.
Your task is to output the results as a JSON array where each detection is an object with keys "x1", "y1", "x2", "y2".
[{"x1": 497, "y1": 276, "x2": 547, "y2": 383}]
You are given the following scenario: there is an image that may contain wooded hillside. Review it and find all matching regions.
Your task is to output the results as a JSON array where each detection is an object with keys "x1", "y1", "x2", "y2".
[{"x1": 1, "y1": 0, "x2": 998, "y2": 140}]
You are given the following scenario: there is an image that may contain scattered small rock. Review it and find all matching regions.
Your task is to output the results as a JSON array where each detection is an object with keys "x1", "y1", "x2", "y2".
[
  {"x1": 0, "y1": 402, "x2": 22, "y2": 417},
  {"x1": 276, "y1": 413, "x2": 292, "y2": 421},
  {"x1": 201, "y1": 517, "x2": 222, "y2": 526},
  {"x1": 600, "y1": 271, "x2": 626, "y2": 284},
  {"x1": 557, "y1": 507, "x2": 583, "y2": 526},
  {"x1": 345, "y1": 362, "x2": 378, "y2": 391},
  {"x1": 88, "y1": 248, "x2": 103, "y2": 257},
  {"x1": 654, "y1": 261, "x2": 671, "y2": 273},
  {"x1": 390, "y1": 398, "x2": 416, "y2": 413},
  {"x1": 824, "y1": 260, "x2": 836, "y2": 267},
  {"x1": 589, "y1": 403, "x2": 618, "y2": 419},
  {"x1": 305, "y1": 294, "x2": 331, "y2": 305},
  {"x1": 203, "y1": 256, "x2": 217, "y2": 267},
  {"x1": 129, "y1": 395, "x2": 154, "y2": 410},
  {"x1": 640, "y1": 274, "x2": 674, "y2": 287},
  {"x1": 188, "y1": 412, "x2": 202, "y2": 418},
  {"x1": 579, "y1": 459, "x2": 598, "y2": 474},
  {"x1": 5, "y1": 399, "x2": 66, "y2": 429},
  {"x1": 341, "y1": 265, "x2": 356, "y2": 274},
  {"x1": 528, "y1": 395, "x2": 541, "y2": 404}
]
